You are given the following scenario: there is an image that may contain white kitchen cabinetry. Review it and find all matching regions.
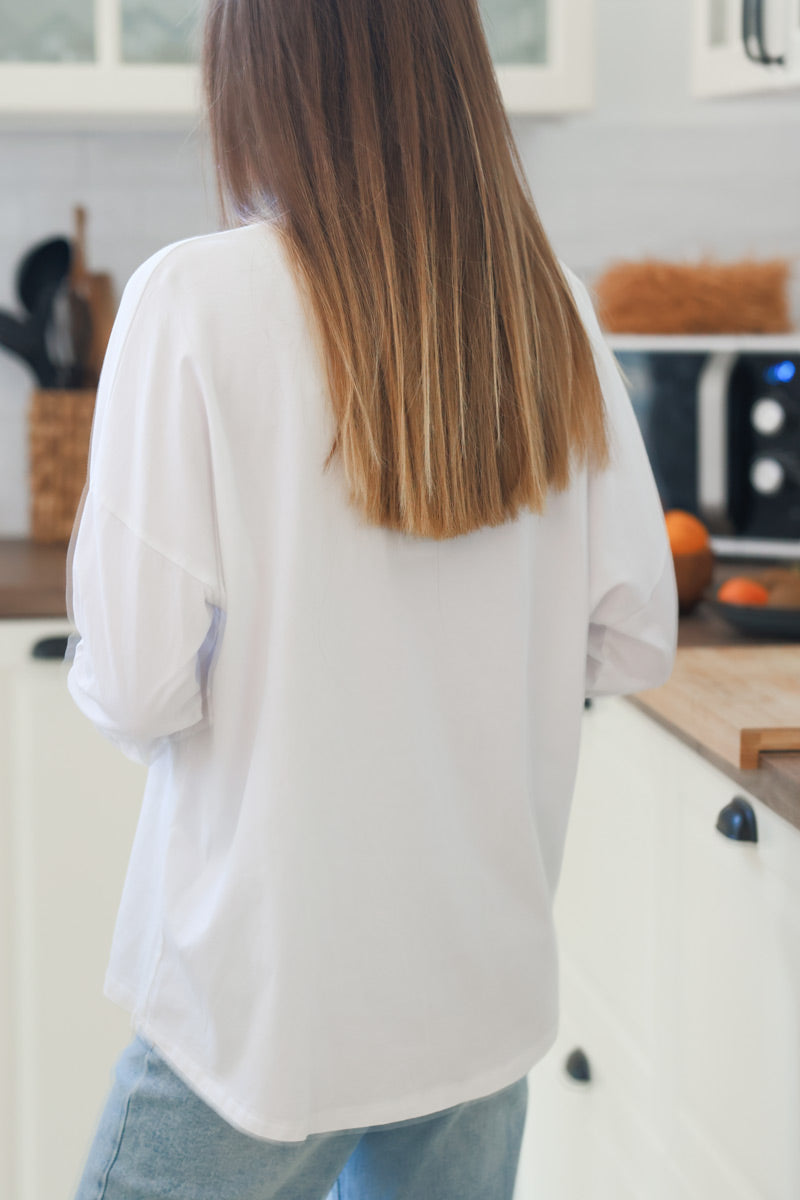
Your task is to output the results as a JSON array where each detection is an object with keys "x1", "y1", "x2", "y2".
[
  {"x1": 0, "y1": 0, "x2": 593, "y2": 122},
  {"x1": 693, "y1": 0, "x2": 800, "y2": 96},
  {"x1": 0, "y1": 0, "x2": 201, "y2": 122},
  {"x1": 515, "y1": 696, "x2": 800, "y2": 1200},
  {"x1": 0, "y1": 619, "x2": 146, "y2": 1200}
]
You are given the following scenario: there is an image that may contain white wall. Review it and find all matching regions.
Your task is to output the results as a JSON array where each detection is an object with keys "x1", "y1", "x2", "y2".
[{"x1": 0, "y1": 0, "x2": 798, "y2": 535}]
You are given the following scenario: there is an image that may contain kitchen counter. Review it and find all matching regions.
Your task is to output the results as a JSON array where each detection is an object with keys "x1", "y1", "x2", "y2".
[
  {"x1": 0, "y1": 538, "x2": 68, "y2": 618},
  {"x1": 631, "y1": 569, "x2": 800, "y2": 832},
  {"x1": 631, "y1": 621, "x2": 800, "y2": 833},
  {"x1": 2, "y1": 537, "x2": 799, "y2": 828}
]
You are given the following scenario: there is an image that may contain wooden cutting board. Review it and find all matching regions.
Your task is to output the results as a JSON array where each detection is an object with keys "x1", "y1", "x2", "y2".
[{"x1": 636, "y1": 645, "x2": 800, "y2": 770}]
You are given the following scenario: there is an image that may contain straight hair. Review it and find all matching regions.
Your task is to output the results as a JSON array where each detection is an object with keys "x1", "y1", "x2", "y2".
[{"x1": 202, "y1": 0, "x2": 609, "y2": 539}]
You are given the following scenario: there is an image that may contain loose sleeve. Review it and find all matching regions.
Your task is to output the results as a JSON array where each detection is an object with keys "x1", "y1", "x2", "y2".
[
  {"x1": 66, "y1": 251, "x2": 225, "y2": 764},
  {"x1": 564, "y1": 266, "x2": 678, "y2": 698}
]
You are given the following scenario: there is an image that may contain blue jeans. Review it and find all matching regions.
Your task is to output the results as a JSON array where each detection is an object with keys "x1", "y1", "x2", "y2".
[{"x1": 74, "y1": 1034, "x2": 529, "y2": 1200}]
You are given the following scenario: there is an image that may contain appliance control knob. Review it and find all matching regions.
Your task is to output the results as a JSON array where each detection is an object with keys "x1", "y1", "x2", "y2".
[
  {"x1": 751, "y1": 397, "x2": 786, "y2": 436},
  {"x1": 750, "y1": 456, "x2": 785, "y2": 495}
]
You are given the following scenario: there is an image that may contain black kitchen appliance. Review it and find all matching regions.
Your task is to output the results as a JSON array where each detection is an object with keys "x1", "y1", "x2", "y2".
[{"x1": 611, "y1": 335, "x2": 800, "y2": 559}]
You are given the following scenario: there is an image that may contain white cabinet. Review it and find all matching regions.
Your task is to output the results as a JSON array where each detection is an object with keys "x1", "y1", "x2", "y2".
[
  {"x1": 0, "y1": 0, "x2": 201, "y2": 121},
  {"x1": 482, "y1": 0, "x2": 594, "y2": 112},
  {"x1": 0, "y1": 0, "x2": 592, "y2": 122},
  {"x1": 515, "y1": 696, "x2": 800, "y2": 1200},
  {"x1": 667, "y1": 733, "x2": 800, "y2": 1198},
  {"x1": 0, "y1": 620, "x2": 146, "y2": 1200},
  {"x1": 693, "y1": 0, "x2": 800, "y2": 96}
]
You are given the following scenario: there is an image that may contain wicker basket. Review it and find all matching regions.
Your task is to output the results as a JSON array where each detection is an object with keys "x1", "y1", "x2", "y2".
[
  {"x1": 29, "y1": 388, "x2": 96, "y2": 544},
  {"x1": 593, "y1": 257, "x2": 792, "y2": 334}
]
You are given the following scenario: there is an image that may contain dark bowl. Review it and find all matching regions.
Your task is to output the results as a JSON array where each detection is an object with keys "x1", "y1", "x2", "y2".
[{"x1": 705, "y1": 599, "x2": 800, "y2": 640}]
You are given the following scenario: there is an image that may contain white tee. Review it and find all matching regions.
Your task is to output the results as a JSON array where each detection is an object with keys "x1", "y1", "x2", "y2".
[{"x1": 66, "y1": 221, "x2": 677, "y2": 1142}]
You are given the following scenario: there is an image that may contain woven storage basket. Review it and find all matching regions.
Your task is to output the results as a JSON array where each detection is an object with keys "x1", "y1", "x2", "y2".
[
  {"x1": 29, "y1": 388, "x2": 96, "y2": 544},
  {"x1": 593, "y1": 258, "x2": 792, "y2": 334}
]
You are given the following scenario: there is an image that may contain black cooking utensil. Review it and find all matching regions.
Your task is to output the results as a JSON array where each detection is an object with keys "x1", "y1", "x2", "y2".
[
  {"x1": 0, "y1": 308, "x2": 36, "y2": 366},
  {"x1": 16, "y1": 237, "x2": 71, "y2": 315},
  {"x1": 0, "y1": 280, "x2": 62, "y2": 387}
]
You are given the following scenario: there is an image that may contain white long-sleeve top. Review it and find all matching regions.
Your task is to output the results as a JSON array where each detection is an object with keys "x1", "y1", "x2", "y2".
[{"x1": 66, "y1": 221, "x2": 677, "y2": 1142}]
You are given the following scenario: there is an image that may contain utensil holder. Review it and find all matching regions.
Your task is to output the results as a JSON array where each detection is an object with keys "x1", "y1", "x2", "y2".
[{"x1": 29, "y1": 388, "x2": 95, "y2": 544}]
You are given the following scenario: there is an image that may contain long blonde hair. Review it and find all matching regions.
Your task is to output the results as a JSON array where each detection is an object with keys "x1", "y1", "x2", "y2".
[{"x1": 202, "y1": 0, "x2": 608, "y2": 539}]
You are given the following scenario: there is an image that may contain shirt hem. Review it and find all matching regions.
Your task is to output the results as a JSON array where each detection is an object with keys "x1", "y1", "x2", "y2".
[{"x1": 103, "y1": 972, "x2": 557, "y2": 1143}]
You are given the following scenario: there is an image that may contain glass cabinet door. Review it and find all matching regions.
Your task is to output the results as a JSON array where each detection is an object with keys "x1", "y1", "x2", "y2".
[
  {"x1": 0, "y1": 0, "x2": 592, "y2": 118},
  {"x1": 0, "y1": 0, "x2": 94, "y2": 62},
  {"x1": 121, "y1": 0, "x2": 200, "y2": 64},
  {"x1": 479, "y1": 0, "x2": 548, "y2": 66}
]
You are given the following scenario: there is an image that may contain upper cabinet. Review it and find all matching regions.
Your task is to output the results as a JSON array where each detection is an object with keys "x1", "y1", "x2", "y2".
[
  {"x1": 0, "y1": 0, "x2": 201, "y2": 120},
  {"x1": 0, "y1": 0, "x2": 593, "y2": 123},
  {"x1": 482, "y1": 0, "x2": 594, "y2": 112},
  {"x1": 693, "y1": 0, "x2": 800, "y2": 95}
]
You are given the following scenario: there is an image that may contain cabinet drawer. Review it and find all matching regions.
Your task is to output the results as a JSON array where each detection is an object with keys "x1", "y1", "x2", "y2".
[
  {"x1": 1, "y1": 621, "x2": 146, "y2": 1200},
  {"x1": 518, "y1": 1010, "x2": 689, "y2": 1200},
  {"x1": 554, "y1": 699, "x2": 673, "y2": 1080}
]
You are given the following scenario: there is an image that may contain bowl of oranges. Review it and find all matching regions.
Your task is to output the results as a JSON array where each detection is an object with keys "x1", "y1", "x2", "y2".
[
  {"x1": 665, "y1": 508, "x2": 800, "y2": 634},
  {"x1": 710, "y1": 567, "x2": 800, "y2": 639}
]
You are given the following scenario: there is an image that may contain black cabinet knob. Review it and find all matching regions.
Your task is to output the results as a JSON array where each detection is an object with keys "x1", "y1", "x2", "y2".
[
  {"x1": 584, "y1": 698, "x2": 593, "y2": 710},
  {"x1": 564, "y1": 1048, "x2": 591, "y2": 1083},
  {"x1": 31, "y1": 635, "x2": 70, "y2": 661},
  {"x1": 716, "y1": 797, "x2": 758, "y2": 843}
]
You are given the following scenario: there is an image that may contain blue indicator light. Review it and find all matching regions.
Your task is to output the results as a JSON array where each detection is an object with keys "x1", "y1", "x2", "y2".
[{"x1": 764, "y1": 360, "x2": 796, "y2": 385}]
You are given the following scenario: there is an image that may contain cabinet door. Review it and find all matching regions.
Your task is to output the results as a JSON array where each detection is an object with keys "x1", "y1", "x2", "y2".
[
  {"x1": 0, "y1": 0, "x2": 198, "y2": 119},
  {"x1": 693, "y1": 0, "x2": 800, "y2": 96},
  {"x1": 554, "y1": 699, "x2": 670, "y2": 1111},
  {"x1": 0, "y1": 621, "x2": 146, "y2": 1200},
  {"x1": 518, "y1": 985, "x2": 689, "y2": 1200},
  {"x1": 665, "y1": 736, "x2": 800, "y2": 1200},
  {"x1": 120, "y1": 0, "x2": 199, "y2": 64},
  {"x1": 485, "y1": 0, "x2": 595, "y2": 112},
  {"x1": 515, "y1": 698, "x2": 685, "y2": 1198}
]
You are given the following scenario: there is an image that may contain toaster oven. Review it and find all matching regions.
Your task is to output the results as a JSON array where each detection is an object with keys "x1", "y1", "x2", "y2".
[{"x1": 610, "y1": 335, "x2": 800, "y2": 560}]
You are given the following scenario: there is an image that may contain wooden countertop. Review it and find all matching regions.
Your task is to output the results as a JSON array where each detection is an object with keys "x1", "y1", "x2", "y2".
[
  {"x1": 630, "y1": 566, "x2": 800, "y2": 832},
  {"x1": 2, "y1": 538, "x2": 799, "y2": 829},
  {"x1": 0, "y1": 538, "x2": 68, "y2": 618}
]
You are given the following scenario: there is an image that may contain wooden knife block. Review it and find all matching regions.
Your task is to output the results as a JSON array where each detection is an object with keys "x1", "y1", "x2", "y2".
[{"x1": 29, "y1": 388, "x2": 96, "y2": 544}]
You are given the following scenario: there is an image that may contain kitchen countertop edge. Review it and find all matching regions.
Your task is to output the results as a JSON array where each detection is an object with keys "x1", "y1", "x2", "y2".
[{"x1": 626, "y1": 693, "x2": 800, "y2": 831}]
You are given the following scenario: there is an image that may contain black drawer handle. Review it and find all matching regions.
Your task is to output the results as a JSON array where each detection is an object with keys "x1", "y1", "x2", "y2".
[
  {"x1": 716, "y1": 797, "x2": 758, "y2": 843},
  {"x1": 31, "y1": 635, "x2": 70, "y2": 661},
  {"x1": 564, "y1": 1048, "x2": 591, "y2": 1084}
]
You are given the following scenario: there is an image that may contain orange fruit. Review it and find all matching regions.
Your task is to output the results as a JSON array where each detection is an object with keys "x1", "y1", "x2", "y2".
[
  {"x1": 664, "y1": 510, "x2": 710, "y2": 555},
  {"x1": 717, "y1": 577, "x2": 769, "y2": 606}
]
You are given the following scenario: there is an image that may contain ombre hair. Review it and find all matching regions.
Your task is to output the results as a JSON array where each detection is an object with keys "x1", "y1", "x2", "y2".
[{"x1": 202, "y1": 0, "x2": 609, "y2": 539}]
